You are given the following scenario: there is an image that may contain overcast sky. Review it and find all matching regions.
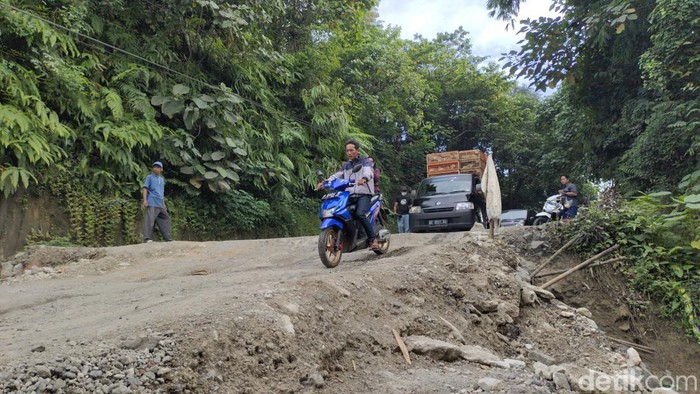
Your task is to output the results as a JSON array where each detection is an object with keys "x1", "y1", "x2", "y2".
[{"x1": 377, "y1": 0, "x2": 557, "y2": 62}]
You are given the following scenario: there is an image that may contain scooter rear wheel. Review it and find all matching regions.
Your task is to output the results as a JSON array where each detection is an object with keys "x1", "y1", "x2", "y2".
[{"x1": 318, "y1": 227, "x2": 343, "y2": 268}]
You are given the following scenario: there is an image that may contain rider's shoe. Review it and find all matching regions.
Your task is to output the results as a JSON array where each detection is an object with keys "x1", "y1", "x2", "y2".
[{"x1": 368, "y1": 238, "x2": 380, "y2": 250}]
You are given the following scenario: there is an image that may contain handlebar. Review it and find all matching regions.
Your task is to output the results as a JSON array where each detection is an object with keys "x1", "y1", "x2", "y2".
[{"x1": 321, "y1": 178, "x2": 356, "y2": 191}]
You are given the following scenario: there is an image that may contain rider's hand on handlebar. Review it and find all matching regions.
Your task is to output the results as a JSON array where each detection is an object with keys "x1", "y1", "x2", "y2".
[{"x1": 316, "y1": 182, "x2": 324, "y2": 191}]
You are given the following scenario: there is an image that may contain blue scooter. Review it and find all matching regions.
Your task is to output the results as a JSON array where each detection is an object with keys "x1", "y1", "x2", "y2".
[{"x1": 317, "y1": 166, "x2": 391, "y2": 268}]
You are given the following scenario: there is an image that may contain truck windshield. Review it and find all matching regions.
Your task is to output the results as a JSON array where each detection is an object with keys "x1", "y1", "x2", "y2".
[{"x1": 418, "y1": 177, "x2": 471, "y2": 197}]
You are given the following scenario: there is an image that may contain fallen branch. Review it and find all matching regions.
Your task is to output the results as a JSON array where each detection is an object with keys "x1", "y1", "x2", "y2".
[
  {"x1": 534, "y1": 257, "x2": 627, "y2": 279},
  {"x1": 606, "y1": 336, "x2": 655, "y2": 354},
  {"x1": 540, "y1": 244, "x2": 620, "y2": 289},
  {"x1": 531, "y1": 234, "x2": 581, "y2": 278},
  {"x1": 439, "y1": 316, "x2": 466, "y2": 345},
  {"x1": 392, "y1": 329, "x2": 412, "y2": 364}
]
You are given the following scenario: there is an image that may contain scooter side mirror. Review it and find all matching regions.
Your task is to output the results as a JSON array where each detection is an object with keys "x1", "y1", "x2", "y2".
[
  {"x1": 352, "y1": 164, "x2": 363, "y2": 173},
  {"x1": 316, "y1": 170, "x2": 325, "y2": 180}
]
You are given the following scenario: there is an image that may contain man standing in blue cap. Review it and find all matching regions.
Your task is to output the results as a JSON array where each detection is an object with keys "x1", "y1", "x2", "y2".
[{"x1": 142, "y1": 161, "x2": 172, "y2": 242}]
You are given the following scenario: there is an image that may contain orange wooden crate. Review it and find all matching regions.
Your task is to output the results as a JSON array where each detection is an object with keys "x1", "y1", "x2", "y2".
[
  {"x1": 459, "y1": 150, "x2": 486, "y2": 177},
  {"x1": 460, "y1": 165, "x2": 484, "y2": 178},
  {"x1": 427, "y1": 160, "x2": 460, "y2": 177},
  {"x1": 427, "y1": 151, "x2": 460, "y2": 163},
  {"x1": 459, "y1": 149, "x2": 487, "y2": 163}
]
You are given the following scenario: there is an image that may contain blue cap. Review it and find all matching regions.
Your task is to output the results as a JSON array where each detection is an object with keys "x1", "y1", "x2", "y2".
[{"x1": 152, "y1": 161, "x2": 163, "y2": 168}]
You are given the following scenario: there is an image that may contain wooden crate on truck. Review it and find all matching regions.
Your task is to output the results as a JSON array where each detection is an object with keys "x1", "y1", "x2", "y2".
[
  {"x1": 425, "y1": 149, "x2": 486, "y2": 178},
  {"x1": 459, "y1": 149, "x2": 487, "y2": 164},
  {"x1": 426, "y1": 160, "x2": 460, "y2": 177},
  {"x1": 427, "y1": 151, "x2": 460, "y2": 163}
]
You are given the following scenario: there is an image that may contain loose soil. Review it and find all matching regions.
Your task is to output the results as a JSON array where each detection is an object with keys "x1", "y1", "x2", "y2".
[
  {"x1": 531, "y1": 250, "x2": 700, "y2": 380},
  {"x1": 1, "y1": 227, "x2": 698, "y2": 393}
]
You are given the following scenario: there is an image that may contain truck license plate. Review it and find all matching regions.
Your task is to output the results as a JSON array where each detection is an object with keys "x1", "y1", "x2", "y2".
[{"x1": 429, "y1": 219, "x2": 448, "y2": 226}]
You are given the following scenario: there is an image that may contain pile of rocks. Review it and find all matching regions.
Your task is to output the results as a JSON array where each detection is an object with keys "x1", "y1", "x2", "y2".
[
  {"x1": 0, "y1": 333, "x2": 179, "y2": 394},
  {"x1": 400, "y1": 334, "x2": 680, "y2": 393},
  {"x1": 529, "y1": 346, "x2": 681, "y2": 394},
  {"x1": 0, "y1": 260, "x2": 26, "y2": 280},
  {"x1": 0, "y1": 246, "x2": 108, "y2": 282}
]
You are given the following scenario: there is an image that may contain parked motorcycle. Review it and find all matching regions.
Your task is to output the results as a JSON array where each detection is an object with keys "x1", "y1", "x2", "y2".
[
  {"x1": 316, "y1": 165, "x2": 390, "y2": 268},
  {"x1": 533, "y1": 194, "x2": 565, "y2": 225}
]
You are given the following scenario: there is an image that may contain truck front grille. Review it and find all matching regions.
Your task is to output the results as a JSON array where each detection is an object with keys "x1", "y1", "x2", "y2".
[{"x1": 423, "y1": 207, "x2": 454, "y2": 213}]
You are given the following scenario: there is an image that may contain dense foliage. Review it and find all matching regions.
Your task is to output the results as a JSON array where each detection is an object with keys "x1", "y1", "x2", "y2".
[
  {"x1": 487, "y1": 0, "x2": 698, "y2": 338},
  {"x1": 492, "y1": 0, "x2": 699, "y2": 192},
  {"x1": 551, "y1": 170, "x2": 700, "y2": 341},
  {"x1": 0, "y1": 0, "x2": 555, "y2": 243}
]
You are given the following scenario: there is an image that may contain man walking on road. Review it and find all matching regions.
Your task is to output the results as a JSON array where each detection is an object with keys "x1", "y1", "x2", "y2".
[
  {"x1": 394, "y1": 186, "x2": 412, "y2": 233},
  {"x1": 143, "y1": 161, "x2": 172, "y2": 243}
]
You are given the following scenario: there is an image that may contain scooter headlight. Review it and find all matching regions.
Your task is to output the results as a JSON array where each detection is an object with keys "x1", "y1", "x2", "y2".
[{"x1": 322, "y1": 209, "x2": 335, "y2": 218}]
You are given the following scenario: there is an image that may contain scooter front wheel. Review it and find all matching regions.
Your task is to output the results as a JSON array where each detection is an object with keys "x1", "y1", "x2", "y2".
[
  {"x1": 318, "y1": 227, "x2": 343, "y2": 268},
  {"x1": 374, "y1": 237, "x2": 390, "y2": 255},
  {"x1": 533, "y1": 217, "x2": 550, "y2": 226}
]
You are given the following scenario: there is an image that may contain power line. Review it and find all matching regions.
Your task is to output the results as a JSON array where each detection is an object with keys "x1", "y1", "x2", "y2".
[
  {"x1": 0, "y1": 1, "x2": 328, "y2": 133},
  {"x1": 0, "y1": 1, "x2": 215, "y2": 90},
  {"x1": 0, "y1": 1, "x2": 495, "y2": 158}
]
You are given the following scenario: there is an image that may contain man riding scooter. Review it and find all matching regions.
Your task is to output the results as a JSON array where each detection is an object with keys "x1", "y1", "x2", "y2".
[{"x1": 317, "y1": 140, "x2": 380, "y2": 250}]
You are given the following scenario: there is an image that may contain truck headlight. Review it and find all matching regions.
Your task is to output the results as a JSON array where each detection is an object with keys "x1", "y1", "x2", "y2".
[
  {"x1": 455, "y1": 202, "x2": 474, "y2": 211},
  {"x1": 409, "y1": 206, "x2": 422, "y2": 214}
]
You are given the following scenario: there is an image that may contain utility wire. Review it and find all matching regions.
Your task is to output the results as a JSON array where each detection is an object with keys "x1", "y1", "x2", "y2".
[
  {"x1": 0, "y1": 1, "x2": 485, "y2": 159},
  {"x1": 0, "y1": 1, "x2": 328, "y2": 133},
  {"x1": 0, "y1": 1, "x2": 214, "y2": 90}
]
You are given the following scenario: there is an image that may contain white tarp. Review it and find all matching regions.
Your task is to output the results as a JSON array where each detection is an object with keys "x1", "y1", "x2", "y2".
[{"x1": 481, "y1": 154, "x2": 501, "y2": 226}]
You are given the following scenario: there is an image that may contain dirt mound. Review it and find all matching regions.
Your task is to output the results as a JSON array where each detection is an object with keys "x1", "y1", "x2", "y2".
[{"x1": 0, "y1": 231, "x2": 694, "y2": 393}]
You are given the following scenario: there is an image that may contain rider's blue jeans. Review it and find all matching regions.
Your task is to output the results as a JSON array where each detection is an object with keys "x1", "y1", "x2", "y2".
[
  {"x1": 353, "y1": 195, "x2": 376, "y2": 240},
  {"x1": 562, "y1": 206, "x2": 578, "y2": 219}
]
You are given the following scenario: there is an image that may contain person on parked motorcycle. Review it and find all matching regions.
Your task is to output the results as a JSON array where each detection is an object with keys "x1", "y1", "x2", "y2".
[
  {"x1": 559, "y1": 175, "x2": 579, "y2": 219},
  {"x1": 317, "y1": 140, "x2": 379, "y2": 250}
]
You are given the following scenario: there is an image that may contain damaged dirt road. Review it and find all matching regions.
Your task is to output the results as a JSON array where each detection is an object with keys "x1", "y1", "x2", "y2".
[{"x1": 0, "y1": 229, "x2": 695, "y2": 393}]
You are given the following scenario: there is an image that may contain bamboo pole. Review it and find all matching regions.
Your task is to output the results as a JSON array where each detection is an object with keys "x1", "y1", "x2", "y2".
[
  {"x1": 607, "y1": 336, "x2": 656, "y2": 354},
  {"x1": 392, "y1": 329, "x2": 412, "y2": 364},
  {"x1": 531, "y1": 234, "x2": 582, "y2": 278},
  {"x1": 439, "y1": 316, "x2": 466, "y2": 344},
  {"x1": 540, "y1": 244, "x2": 619, "y2": 289},
  {"x1": 534, "y1": 257, "x2": 626, "y2": 279}
]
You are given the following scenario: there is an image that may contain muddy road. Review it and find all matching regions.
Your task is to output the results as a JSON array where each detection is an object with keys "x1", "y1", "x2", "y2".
[
  {"x1": 1, "y1": 229, "x2": 697, "y2": 393},
  {"x1": 0, "y1": 232, "x2": 462, "y2": 366}
]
